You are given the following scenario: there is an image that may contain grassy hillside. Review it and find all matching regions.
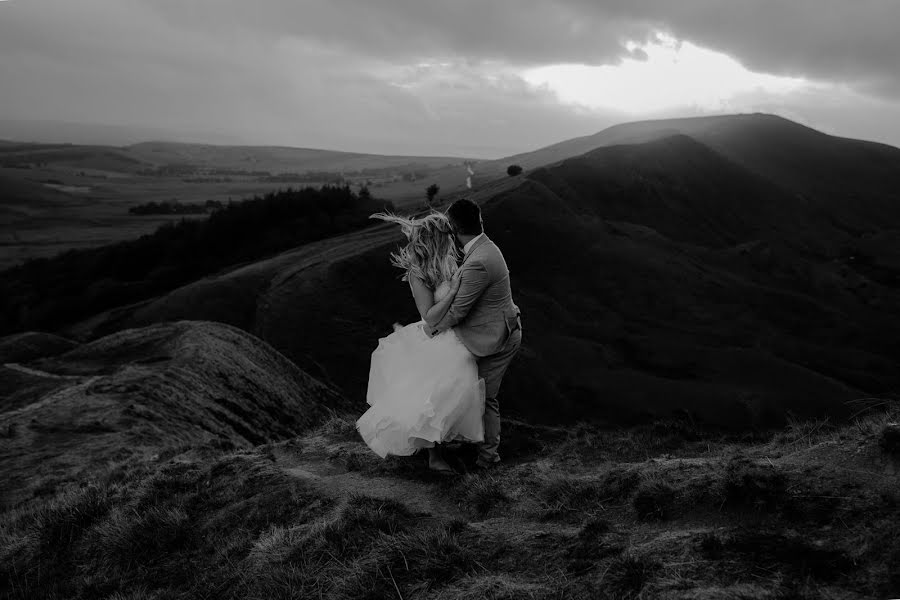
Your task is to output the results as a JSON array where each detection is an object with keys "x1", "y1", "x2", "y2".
[
  {"x1": 3, "y1": 398, "x2": 899, "y2": 599},
  {"x1": 59, "y1": 124, "x2": 900, "y2": 428},
  {"x1": 377, "y1": 112, "x2": 900, "y2": 208},
  {"x1": 0, "y1": 321, "x2": 347, "y2": 508},
  {"x1": 0, "y1": 138, "x2": 469, "y2": 269},
  {"x1": 125, "y1": 141, "x2": 468, "y2": 174},
  {"x1": 0, "y1": 184, "x2": 392, "y2": 335}
]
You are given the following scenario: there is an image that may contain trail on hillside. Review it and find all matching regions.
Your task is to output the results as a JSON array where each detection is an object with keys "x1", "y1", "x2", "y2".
[
  {"x1": 274, "y1": 436, "x2": 466, "y2": 521},
  {"x1": 2, "y1": 363, "x2": 86, "y2": 380}
]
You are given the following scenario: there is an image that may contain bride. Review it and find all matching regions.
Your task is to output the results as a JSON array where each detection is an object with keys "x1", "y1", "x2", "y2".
[{"x1": 356, "y1": 211, "x2": 485, "y2": 473}]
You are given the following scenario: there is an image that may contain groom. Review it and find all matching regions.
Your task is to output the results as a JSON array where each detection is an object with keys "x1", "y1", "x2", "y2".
[{"x1": 427, "y1": 199, "x2": 523, "y2": 470}]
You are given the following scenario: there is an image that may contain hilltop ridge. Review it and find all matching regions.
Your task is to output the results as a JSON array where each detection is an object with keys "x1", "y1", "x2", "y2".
[{"x1": 0, "y1": 320, "x2": 346, "y2": 508}]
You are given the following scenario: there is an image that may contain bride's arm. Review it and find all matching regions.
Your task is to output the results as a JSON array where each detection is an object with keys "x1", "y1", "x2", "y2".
[{"x1": 409, "y1": 274, "x2": 461, "y2": 328}]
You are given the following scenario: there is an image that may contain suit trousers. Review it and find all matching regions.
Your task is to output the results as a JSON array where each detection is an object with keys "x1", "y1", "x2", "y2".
[{"x1": 476, "y1": 325, "x2": 522, "y2": 466}]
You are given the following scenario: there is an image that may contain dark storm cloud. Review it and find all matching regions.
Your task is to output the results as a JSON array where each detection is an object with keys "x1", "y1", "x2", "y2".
[
  {"x1": 2, "y1": 0, "x2": 899, "y2": 154},
  {"x1": 145, "y1": 0, "x2": 649, "y2": 66},
  {"x1": 594, "y1": 0, "x2": 900, "y2": 97},
  {"x1": 145, "y1": 0, "x2": 900, "y2": 95}
]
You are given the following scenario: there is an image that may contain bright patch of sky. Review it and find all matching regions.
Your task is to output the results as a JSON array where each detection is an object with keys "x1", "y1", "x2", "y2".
[{"x1": 521, "y1": 33, "x2": 816, "y2": 114}]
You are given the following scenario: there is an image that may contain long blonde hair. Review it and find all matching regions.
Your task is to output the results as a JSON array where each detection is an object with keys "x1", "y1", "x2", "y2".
[{"x1": 371, "y1": 211, "x2": 459, "y2": 289}]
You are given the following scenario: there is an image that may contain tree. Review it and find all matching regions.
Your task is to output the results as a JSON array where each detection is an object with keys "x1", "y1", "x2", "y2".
[
  {"x1": 426, "y1": 183, "x2": 440, "y2": 205},
  {"x1": 507, "y1": 164, "x2": 523, "y2": 176}
]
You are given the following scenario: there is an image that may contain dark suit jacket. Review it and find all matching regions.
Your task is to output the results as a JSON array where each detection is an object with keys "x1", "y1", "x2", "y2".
[{"x1": 434, "y1": 234, "x2": 521, "y2": 357}]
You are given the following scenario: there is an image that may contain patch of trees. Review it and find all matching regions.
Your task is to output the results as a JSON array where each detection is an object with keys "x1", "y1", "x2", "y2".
[
  {"x1": 138, "y1": 163, "x2": 200, "y2": 177},
  {"x1": 128, "y1": 200, "x2": 224, "y2": 215},
  {"x1": 401, "y1": 171, "x2": 428, "y2": 182},
  {"x1": 259, "y1": 171, "x2": 345, "y2": 184},
  {"x1": 182, "y1": 177, "x2": 234, "y2": 183},
  {"x1": 0, "y1": 185, "x2": 393, "y2": 335},
  {"x1": 426, "y1": 184, "x2": 440, "y2": 206},
  {"x1": 507, "y1": 165, "x2": 523, "y2": 176}
]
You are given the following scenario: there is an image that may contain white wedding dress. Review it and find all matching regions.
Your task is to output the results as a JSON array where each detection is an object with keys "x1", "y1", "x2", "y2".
[{"x1": 357, "y1": 280, "x2": 485, "y2": 458}]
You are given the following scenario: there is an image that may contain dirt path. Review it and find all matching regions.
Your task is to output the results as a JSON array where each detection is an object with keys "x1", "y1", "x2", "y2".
[
  {"x1": 2, "y1": 363, "x2": 86, "y2": 380},
  {"x1": 274, "y1": 439, "x2": 466, "y2": 521}
]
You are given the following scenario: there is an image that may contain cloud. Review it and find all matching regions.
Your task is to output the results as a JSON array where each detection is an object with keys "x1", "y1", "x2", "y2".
[
  {"x1": 1, "y1": 0, "x2": 899, "y2": 154},
  {"x1": 140, "y1": 0, "x2": 900, "y2": 97}
]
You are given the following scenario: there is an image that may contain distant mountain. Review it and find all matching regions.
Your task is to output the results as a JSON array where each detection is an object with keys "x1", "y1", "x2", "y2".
[
  {"x1": 125, "y1": 141, "x2": 470, "y2": 174},
  {"x1": 0, "y1": 119, "x2": 242, "y2": 147},
  {"x1": 382, "y1": 112, "x2": 900, "y2": 207},
  {"x1": 0, "y1": 136, "x2": 471, "y2": 180}
]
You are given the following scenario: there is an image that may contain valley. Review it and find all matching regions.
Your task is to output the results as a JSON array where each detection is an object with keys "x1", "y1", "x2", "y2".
[{"x1": 0, "y1": 141, "x2": 471, "y2": 270}]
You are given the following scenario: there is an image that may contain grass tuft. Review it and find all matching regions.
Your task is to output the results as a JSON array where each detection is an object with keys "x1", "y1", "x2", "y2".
[
  {"x1": 338, "y1": 522, "x2": 477, "y2": 598},
  {"x1": 879, "y1": 422, "x2": 900, "y2": 455},
  {"x1": 632, "y1": 476, "x2": 677, "y2": 521},
  {"x1": 605, "y1": 551, "x2": 659, "y2": 599},
  {"x1": 719, "y1": 456, "x2": 787, "y2": 512},
  {"x1": 462, "y1": 475, "x2": 513, "y2": 517}
]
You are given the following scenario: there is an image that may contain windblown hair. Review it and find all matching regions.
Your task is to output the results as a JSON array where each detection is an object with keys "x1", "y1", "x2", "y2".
[{"x1": 371, "y1": 211, "x2": 459, "y2": 289}]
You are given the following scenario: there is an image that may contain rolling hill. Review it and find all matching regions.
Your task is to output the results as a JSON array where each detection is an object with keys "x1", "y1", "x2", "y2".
[
  {"x1": 125, "y1": 141, "x2": 469, "y2": 174},
  {"x1": 54, "y1": 114, "x2": 900, "y2": 428},
  {"x1": 0, "y1": 320, "x2": 347, "y2": 508},
  {"x1": 4, "y1": 114, "x2": 900, "y2": 599},
  {"x1": 380, "y1": 112, "x2": 900, "y2": 209}
]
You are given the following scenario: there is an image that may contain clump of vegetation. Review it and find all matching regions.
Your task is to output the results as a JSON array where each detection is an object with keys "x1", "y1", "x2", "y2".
[
  {"x1": 506, "y1": 164, "x2": 523, "y2": 176},
  {"x1": 337, "y1": 521, "x2": 475, "y2": 599},
  {"x1": 605, "y1": 552, "x2": 660, "y2": 599},
  {"x1": 530, "y1": 467, "x2": 640, "y2": 521},
  {"x1": 724, "y1": 528, "x2": 854, "y2": 581},
  {"x1": 694, "y1": 531, "x2": 725, "y2": 560},
  {"x1": 568, "y1": 517, "x2": 623, "y2": 565},
  {"x1": 0, "y1": 184, "x2": 392, "y2": 335},
  {"x1": 428, "y1": 575, "x2": 558, "y2": 600},
  {"x1": 128, "y1": 199, "x2": 222, "y2": 215},
  {"x1": 632, "y1": 476, "x2": 677, "y2": 521},
  {"x1": 535, "y1": 474, "x2": 605, "y2": 521},
  {"x1": 0, "y1": 451, "x2": 328, "y2": 599},
  {"x1": 879, "y1": 422, "x2": 900, "y2": 455},
  {"x1": 317, "y1": 414, "x2": 363, "y2": 442},
  {"x1": 426, "y1": 183, "x2": 440, "y2": 206},
  {"x1": 462, "y1": 474, "x2": 513, "y2": 517},
  {"x1": 719, "y1": 455, "x2": 788, "y2": 512}
]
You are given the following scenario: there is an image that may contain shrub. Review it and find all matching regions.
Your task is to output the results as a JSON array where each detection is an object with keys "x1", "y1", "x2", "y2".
[{"x1": 506, "y1": 165, "x2": 523, "y2": 176}]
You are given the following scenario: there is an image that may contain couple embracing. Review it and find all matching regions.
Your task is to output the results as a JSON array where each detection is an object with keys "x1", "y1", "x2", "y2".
[{"x1": 356, "y1": 199, "x2": 523, "y2": 474}]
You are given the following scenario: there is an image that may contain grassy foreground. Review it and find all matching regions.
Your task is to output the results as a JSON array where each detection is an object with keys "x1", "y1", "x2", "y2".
[{"x1": 2, "y1": 404, "x2": 900, "y2": 599}]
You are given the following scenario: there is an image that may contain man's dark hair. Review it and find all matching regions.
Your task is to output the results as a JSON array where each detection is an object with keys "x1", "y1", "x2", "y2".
[{"x1": 447, "y1": 199, "x2": 483, "y2": 236}]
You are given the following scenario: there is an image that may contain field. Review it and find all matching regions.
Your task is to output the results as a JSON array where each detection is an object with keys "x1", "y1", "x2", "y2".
[{"x1": 0, "y1": 142, "x2": 470, "y2": 271}]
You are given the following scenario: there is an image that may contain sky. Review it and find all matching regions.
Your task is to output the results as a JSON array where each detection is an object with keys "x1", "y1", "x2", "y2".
[{"x1": 1, "y1": 0, "x2": 899, "y2": 158}]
